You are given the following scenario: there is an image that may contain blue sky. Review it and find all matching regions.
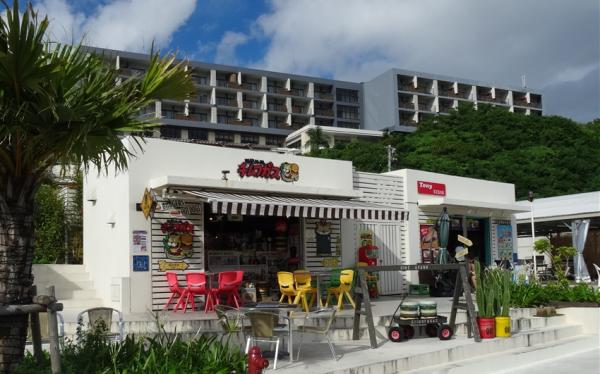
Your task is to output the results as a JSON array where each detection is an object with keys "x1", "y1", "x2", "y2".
[{"x1": 31, "y1": 0, "x2": 600, "y2": 122}]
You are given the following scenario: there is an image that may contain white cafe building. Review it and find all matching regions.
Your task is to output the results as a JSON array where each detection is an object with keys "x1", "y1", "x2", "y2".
[{"x1": 83, "y1": 137, "x2": 527, "y2": 313}]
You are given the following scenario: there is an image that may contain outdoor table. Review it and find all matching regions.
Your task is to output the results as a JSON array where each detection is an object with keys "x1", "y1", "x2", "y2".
[{"x1": 241, "y1": 302, "x2": 299, "y2": 362}]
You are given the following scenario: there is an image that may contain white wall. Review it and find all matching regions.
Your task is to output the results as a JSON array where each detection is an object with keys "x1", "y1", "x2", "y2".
[
  {"x1": 83, "y1": 167, "x2": 131, "y2": 309},
  {"x1": 84, "y1": 137, "x2": 359, "y2": 313}
]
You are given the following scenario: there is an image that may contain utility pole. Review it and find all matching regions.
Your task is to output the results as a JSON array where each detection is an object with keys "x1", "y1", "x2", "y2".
[
  {"x1": 528, "y1": 191, "x2": 537, "y2": 275},
  {"x1": 387, "y1": 145, "x2": 396, "y2": 172}
]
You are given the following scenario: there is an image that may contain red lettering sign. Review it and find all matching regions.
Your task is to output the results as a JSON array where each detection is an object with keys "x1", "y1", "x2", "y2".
[
  {"x1": 417, "y1": 181, "x2": 446, "y2": 196},
  {"x1": 237, "y1": 159, "x2": 299, "y2": 182}
]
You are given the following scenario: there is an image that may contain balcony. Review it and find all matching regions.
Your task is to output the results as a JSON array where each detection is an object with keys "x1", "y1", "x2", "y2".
[
  {"x1": 191, "y1": 75, "x2": 209, "y2": 86},
  {"x1": 243, "y1": 101, "x2": 260, "y2": 109},
  {"x1": 216, "y1": 80, "x2": 240, "y2": 89},
  {"x1": 239, "y1": 82, "x2": 259, "y2": 92},
  {"x1": 315, "y1": 92, "x2": 334, "y2": 101},
  {"x1": 216, "y1": 98, "x2": 238, "y2": 107},
  {"x1": 315, "y1": 109, "x2": 334, "y2": 117},
  {"x1": 398, "y1": 101, "x2": 415, "y2": 110},
  {"x1": 189, "y1": 94, "x2": 209, "y2": 104},
  {"x1": 291, "y1": 87, "x2": 306, "y2": 97},
  {"x1": 119, "y1": 67, "x2": 146, "y2": 77},
  {"x1": 267, "y1": 103, "x2": 287, "y2": 113},
  {"x1": 292, "y1": 106, "x2": 308, "y2": 114}
]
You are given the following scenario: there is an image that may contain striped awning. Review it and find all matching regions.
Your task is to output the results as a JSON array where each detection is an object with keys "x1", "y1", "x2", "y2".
[{"x1": 182, "y1": 190, "x2": 408, "y2": 221}]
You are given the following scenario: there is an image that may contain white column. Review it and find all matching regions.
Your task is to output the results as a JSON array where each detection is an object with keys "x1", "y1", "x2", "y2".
[
  {"x1": 261, "y1": 112, "x2": 268, "y2": 128},
  {"x1": 260, "y1": 76, "x2": 267, "y2": 93},
  {"x1": 210, "y1": 107, "x2": 217, "y2": 123},
  {"x1": 209, "y1": 69, "x2": 216, "y2": 86},
  {"x1": 307, "y1": 82, "x2": 315, "y2": 98},
  {"x1": 154, "y1": 101, "x2": 161, "y2": 119}
]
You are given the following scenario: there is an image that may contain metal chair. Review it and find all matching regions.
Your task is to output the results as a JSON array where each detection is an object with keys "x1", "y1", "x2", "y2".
[
  {"x1": 197, "y1": 304, "x2": 249, "y2": 340},
  {"x1": 26, "y1": 312, "x2": 65, "y2": 346},
  {"x1": 244, "y1": 310, "x2": 292, "y2": 370},
  {"x1": 295, "y1": 307, "x2": 338, "y2": 361},
  {"x1": 76, "y1": 307, "x2": 125, "y2": 342},
  {"x1": 593, "y1": 263, "x2": 600, "y2": 287}
]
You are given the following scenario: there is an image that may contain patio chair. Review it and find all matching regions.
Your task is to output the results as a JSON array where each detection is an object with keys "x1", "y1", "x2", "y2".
[
  {"x1": 27, "y1": 311, "x2": 65, "y2": 346},
  {"x1": 195, "y1": 304, "x2": 249, "y2": 340},
  {"x1": 163, "y1": 272, "x2": 186, "y2": 311},
  {"x1": 179, "y1": 272, "x2": 212, "y2": 313},
  {"x1": 212, "y1": 271, "x2": 244, "y2": 308},
  {"x1": 293, "y1": 270, "x2": 318, "y2": 312},
  {"x1": 593, "y1": 263, "x2": 600, "y2": 287},
  {"x1": 76, "y1": 307, "x2": 124, "y2": 342},
  {"x1": 244, "y1": 310, "x2": 292, "y2": 370},
  {"x1": 325, "y1": 269, "x2": 356, "y2": 309},
  {"x1": 277, "y1": 272, "x2": 298, "y2": 304},
  {"x1": 295, "y1": 307, "x2": 338, "y2": 361}
]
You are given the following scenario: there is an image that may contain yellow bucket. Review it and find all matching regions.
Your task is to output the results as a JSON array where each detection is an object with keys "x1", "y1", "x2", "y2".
[{"x1": 495, "y1": 316, "x2": 511, "y2": 337}]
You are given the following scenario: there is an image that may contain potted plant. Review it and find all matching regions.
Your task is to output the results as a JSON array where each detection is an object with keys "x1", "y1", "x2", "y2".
[
  {"x1": 474, "y1": 261, "x2": 496, "y2": 338},
  {"x1": 490, "y1": 268, "x2": 512, "y2": 337}
]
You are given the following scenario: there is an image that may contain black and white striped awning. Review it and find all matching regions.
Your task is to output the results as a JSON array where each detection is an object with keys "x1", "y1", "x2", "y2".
[{"x1": 182, "y1": 190, "x2": 408, "y2": 221}]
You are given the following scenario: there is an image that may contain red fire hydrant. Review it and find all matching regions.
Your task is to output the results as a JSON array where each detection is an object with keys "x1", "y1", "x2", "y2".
[{"x1": 247, "y1": 346, "x2": 269, "y2": 374}]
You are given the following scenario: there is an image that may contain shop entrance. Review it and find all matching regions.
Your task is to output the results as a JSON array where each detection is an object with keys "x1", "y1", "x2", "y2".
[
  {"x1": 204, "y1": 210, "x2": 302, "y2": 299},
  {"x1": 447, "y1": 216, "x2": 490, "y2": 265}
]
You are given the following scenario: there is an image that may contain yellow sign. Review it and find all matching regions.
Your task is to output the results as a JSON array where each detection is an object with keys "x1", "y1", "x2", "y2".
[
  {"x1": 321, "y1": 257, "x2": 340, "y2": 268},
  {"x1": 140, "y1": 188, "x2": 155, "y2": 219},
  {"x1": 158, "y1": 260, "x2": 189, "y2": 272}
]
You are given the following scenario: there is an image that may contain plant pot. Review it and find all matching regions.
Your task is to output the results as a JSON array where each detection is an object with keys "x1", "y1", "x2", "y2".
[
  {"x1": 477, "y1": 317, "x2": 496, "y2": 339},
  {"x1": 495, "y1": 316, "x2": 511, "y2": 337}
]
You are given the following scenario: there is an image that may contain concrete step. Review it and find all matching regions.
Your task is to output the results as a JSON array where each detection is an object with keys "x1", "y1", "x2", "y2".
[
  {"x1": 276, "y1": 324, "x2": 586, "y2": 374},
  {"x1": 33, "y1": 264, "x2": 87, "y2": 274},
  {"x1": 60, "y1": 298, "x2": 104, "y2": 310},
  {"x1": 34, "y1": 272, "x2": 92, "y2": 283}
]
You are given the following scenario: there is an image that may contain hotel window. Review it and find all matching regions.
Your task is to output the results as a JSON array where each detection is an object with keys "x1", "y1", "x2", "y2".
[
  {"x1": 337, "y1": 105, "x2": 359, "y2": 120},
  {"x1": 188, "y1": 129, "x2": 208, "y2": 141},
  {"x1": 336, "y1": 89, "x2": 359, "y2": 103},
  {"x1": 215, "y1": 132, "x2": 234, "y2": 143},
  {"x1": 241, "y1": 134, "x2": 259, "y2": 144},
  {"x1": 160, "y1": 127, "x2": 181, "y2": 139},
  {"x1": 266, "y1": 136, "x2": 282, "y2": 146}
]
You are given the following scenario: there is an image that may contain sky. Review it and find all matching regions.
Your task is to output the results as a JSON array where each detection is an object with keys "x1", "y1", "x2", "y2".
[{"x1": 32, "y1": 0, "x2": 600, "y2": 122}]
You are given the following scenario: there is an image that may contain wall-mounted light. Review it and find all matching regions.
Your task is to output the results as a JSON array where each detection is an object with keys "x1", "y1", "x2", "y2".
[
  {"x1": 86, "y1": 188, "x2": 97, "y2": 204},
  {"x1": 106, "y1": 212, "x2": 116, "y2": 226},
  {"x1": 221, "y1": 170, "x2": 230, "y2": 181}
]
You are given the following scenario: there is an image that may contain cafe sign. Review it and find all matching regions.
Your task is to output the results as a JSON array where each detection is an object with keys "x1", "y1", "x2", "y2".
[
  {"x1": 417, "y1": 181, "x2": 446, "y2": 196},
  {"x1": 237, "y1": 158, "x2": 299, "y2": 182}
]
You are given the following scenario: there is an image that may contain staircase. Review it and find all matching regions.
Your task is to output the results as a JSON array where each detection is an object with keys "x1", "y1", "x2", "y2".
[{"x1": 32, "y1": 264, "x2": 103, "y2": 311}]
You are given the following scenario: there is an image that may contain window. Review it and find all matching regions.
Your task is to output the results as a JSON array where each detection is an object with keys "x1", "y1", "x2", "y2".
[
  {"x1": 266, "y1": 136, "x2": 283, "y2": 146},
  {"x1": 241, "y1": 134, "x2": 259, "y2": 144},
  {"x1": 160, "y1": 127, "x2": 181, "y2": 139},
  {"x1": 336, "y1": 89, "x2": 359, "y2": 103},
  {"x1": 215, "y1": 132, "x2": 234, "y2": 143},
  {"x1": 337, "y1": 121, "x2": 359, "y2": 129},
  {"x1": 188, "y1": 129, "x2": 208, "y2": 141},
  {"x1": 337, "y1": 105, "x2": 359, "y2": 120}
]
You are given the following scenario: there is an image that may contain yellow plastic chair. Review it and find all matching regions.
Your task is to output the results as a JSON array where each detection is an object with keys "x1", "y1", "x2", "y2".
[
  {"x1": 293, "y1": 270, "x2": 318, "y2": 312},
  {"x1": 325, "y1": 269, "x2": 356, "y2": 310},
  {"x1": 277, "y1": 272, "x2": 298, "y2": 304}
]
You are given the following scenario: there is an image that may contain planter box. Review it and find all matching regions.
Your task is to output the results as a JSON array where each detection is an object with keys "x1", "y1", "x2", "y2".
[{"x1": 549, "y1": 301, "x2": 600, "y2": 308}]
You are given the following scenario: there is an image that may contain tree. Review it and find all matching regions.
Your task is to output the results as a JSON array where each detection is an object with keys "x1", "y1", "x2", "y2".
[
  {"x1": 306, "y1": 126, "x2": 330, "y2": 153},
  {"x1": 0, "y1": 2, "x2": 194, "y2": 371}
]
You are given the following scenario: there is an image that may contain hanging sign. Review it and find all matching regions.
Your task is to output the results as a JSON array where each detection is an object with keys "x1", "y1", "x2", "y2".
[
  {"x1": 237, "y1": 159, "x2": 299, "y2": 182},
  {"x1": 140, "y1": 188, "x2": 156, "y2": 219},
  {"x1": 417, "y1": 181, "x2": 446, "y2": 196},
  {"x1": 158, "y1": 260, "x2": 189, "y2": 272}
]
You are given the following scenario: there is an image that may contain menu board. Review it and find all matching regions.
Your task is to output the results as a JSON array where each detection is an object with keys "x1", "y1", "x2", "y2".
[{"x1": 496, "y1": 224, "x2": 513, "y2": 260}]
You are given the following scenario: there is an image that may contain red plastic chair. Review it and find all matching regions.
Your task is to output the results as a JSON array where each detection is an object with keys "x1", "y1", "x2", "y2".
[
  {"x1": 213, "y1": 271, "x2": 244, "y2": 308},
  {"x1": 178, "y1": 273, "x2": 213, "y2": 313},
  {"x1": 163, "y1": 272, "x2": 186, "y2": 311}
]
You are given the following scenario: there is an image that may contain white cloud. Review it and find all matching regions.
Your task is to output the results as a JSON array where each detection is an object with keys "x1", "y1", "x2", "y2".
[
  {"x1": 218, "y1": 0, "x2": 600, "y2": 121},
  {"x1": 215, "y1": 31, "x2": 248, "y2": 65},
  {"x1": 36, "y1": 0, "x2": 197, "y2": 52}
]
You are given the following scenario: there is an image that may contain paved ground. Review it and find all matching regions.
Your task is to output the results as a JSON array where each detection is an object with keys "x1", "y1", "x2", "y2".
[{"x1": 403, "y1": 335, "x2": 599, "y2": 374}]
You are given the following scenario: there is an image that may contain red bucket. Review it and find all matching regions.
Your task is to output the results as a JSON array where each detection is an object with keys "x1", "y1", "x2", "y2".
[{"x1": 477, "y1": 317, "x2": 496, "y2": 339}]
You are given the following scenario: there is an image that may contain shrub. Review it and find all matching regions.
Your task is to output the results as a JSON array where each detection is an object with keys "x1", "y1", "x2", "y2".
[
  {"x1": 34, "y1": 183, "x2": 66, "y2": 263},
  {"x1": 510, "y1": 279, "x2": 600, "y2": 307},
  {"x1": 15, "y1": 320, "x2": 246, "y2": 373}
]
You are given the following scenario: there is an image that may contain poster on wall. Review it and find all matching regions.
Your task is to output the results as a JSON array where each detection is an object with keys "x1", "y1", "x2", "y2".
[
  {"x1": 420, "y1": 224, "x2": 439, "y2": 264},
  {"x1": 133, "y1": 255, "x2": 149, "y2": 272},
  {"x1": 132, "y1": 230, "x2": 148, "y2": 253},
  {"x1": 496, "y1": 224, "x2": 513, "y2": 260},
  {"x1": 315, "y1": 220, "x2": 332, "y2": 256},
  {"x1": 160, "y1": 220, "x2": 194, "y2": 260}
]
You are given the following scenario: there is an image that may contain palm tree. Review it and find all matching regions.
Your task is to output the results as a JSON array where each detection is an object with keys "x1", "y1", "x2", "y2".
[
  {"x1": 305, "y1": 126, "x2": 329, "y2": 152},
  {"x1": 0, "y1": 2, "x2": 194, "y2": 371}
]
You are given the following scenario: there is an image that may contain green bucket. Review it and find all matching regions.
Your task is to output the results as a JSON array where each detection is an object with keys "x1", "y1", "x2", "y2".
[{"x1": 419, "y1": 301, "x2": 437, "y2": 318}]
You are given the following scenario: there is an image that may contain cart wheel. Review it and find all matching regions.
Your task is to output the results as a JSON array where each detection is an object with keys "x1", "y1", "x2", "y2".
[
  {"x1": 438, "y1": 325, "x2": 453, "y2": 340},
  {"x1": 425, "y1": 324, "x2": 438, "y2": 337},
  {"x1": 402, "y1": 325, "x2": 415, "y2": 339},
  {"x1": 388, "y1": 326, "x2": 404, "y2": 342}
]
